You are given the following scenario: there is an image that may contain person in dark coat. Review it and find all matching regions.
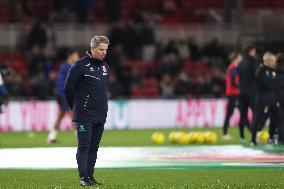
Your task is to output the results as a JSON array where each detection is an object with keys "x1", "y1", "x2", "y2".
[
  {"x1": 238, "y1": 46, "x2": 258, "y2": 142},
  {"x1": 275, "y1": 53, "x2": 284, "y2": 144},
  {"x1": 64, "y1": 36, "x2": 110, "y2": 186},
  {"x1": 251, "y1": 52, "x2": 282, "y2": 145}
]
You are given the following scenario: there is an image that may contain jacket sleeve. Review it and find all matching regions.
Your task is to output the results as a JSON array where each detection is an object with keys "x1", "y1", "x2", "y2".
[
  {"x1": 64, "y1": 62, "x2": 82, "y2": 110},
  {"x1": 255, "y1": 66, "x2": 276, "y2": 90},
  {"x1": 275, "y1": 73, "x2": 284, "y2": 88}
]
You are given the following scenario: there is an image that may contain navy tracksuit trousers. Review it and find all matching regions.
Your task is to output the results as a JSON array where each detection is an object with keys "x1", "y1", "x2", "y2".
[
  {"x1": 75, "y1": 121, "x2": 104, "y2": 178},
  {"x1": 251, "y1": 101, "x2": 281, "y2": 144}
]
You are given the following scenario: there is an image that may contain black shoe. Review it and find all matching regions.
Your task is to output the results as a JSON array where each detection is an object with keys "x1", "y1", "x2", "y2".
[
  {"x1": 88, "y1": 177, "x2": 102, "y2": 186},
  {"x1": 79, "y1": 177, "x2": 92, "y2": 186}
]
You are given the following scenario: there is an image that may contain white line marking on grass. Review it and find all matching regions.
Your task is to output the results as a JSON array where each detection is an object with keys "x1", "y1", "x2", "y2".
[{"x1": 0, "y1": 146, "x2": 283, "y2": 169}]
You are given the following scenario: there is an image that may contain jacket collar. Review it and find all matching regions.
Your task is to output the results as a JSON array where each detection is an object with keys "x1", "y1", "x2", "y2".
[{"x1": 86, "y1": 51, "x2": 103, "y2": 65}]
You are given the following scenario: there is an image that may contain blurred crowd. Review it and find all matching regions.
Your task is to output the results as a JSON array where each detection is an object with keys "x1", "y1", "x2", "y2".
[
  {"x1": 2, "y1": 17, "x2": 229, "y2": 100},
  {"x1": 2, "y1": 0, "x2": 283, "y2": 24},
  {"x1": 106, "y1": 22, "x2": 228, "y2": 99},
  {"x1": 0, "y1": 0, "x2": 233, "y2": 24},
  {"x1": 0, "y1": 0, "x2": 262, "y2": 100}
]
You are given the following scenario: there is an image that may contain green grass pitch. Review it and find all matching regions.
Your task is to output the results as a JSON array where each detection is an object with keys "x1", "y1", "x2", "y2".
[
  {"x1": 1, "y1": 169, "x2": 284, "y2": 189},
  {"x1": 0, "y1": 127, "x2": 251, "y2": 148},
  {"x1": 1, "y1": 127, "x2": 284, "y2": 188}
]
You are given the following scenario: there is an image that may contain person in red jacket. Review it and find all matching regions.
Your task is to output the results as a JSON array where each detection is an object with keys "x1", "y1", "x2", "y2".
[{"x1": 222, "y1": 52, "x2": 242, "y2": 140}]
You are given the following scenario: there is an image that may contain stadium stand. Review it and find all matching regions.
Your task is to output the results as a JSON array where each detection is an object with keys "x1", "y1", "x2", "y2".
[{"x1": 0, "y1": 0, "x2": 284, "y2": 99}]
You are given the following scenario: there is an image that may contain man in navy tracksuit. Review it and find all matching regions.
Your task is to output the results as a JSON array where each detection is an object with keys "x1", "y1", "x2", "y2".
[
  {"x1": 251, "y1": 52, "x2": 284, "y2": 145},
  {"x1": 64, "y1": 36, "x2": 110, "y2": 186}
]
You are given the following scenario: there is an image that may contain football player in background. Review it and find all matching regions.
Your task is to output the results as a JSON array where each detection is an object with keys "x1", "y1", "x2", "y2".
[
  {"x1": 47, "y1": 49, "x2": 79, "y2": 144},
  {"x1": 222, "y1": 52, "x2": 242, "y2": 140}
]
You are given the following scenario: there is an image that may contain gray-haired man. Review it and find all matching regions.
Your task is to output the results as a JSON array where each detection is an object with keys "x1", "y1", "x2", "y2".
[{"x1": 64, "y1": 36, "x2": 110, "y2": 186}]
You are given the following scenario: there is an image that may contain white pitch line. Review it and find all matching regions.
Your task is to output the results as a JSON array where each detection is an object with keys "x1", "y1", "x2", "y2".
[{"x1": 0, "y1": 146, "x2": 283, "y2": 169}]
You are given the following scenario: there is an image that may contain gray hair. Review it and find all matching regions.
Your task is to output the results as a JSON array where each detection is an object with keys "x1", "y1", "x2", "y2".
[
  {"x1": 263, "y1": 52, "x2": 275, "y2": 62},
  {"x1": 90, "y1": 35, "x2": 110, "y2": 48}
]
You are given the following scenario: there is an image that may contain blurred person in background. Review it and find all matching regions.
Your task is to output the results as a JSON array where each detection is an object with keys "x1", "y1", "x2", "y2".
[
  {"x1": 176, "y1": 40, "x2": 190, "y2": 61},
  {"x1": 0, "y1": 64, "x2": 11, "y2": 113},
  {"x1": 108, "y1": 71, "x2": 124, "y2": 99},
  {"x1": 130, "y1": 67, "x2": 141, "y2": 88},
  {"x1": 26, "y1": 19, "x2": 47, "y2": 50},
  {"x1": 251, "y1": 52, "x2": 281, "y2": 145},
  {"x1": 190, "y1": 75, "x2": 211, "y2": 96},
  {"x1": 47, "y1": 49, "x2": 79, "y2": 144},
  {"x1": 238, "y1": 45, "x2": 258, "y2": 142},
  {"x1": 174, "y1": 72, "x2": 190, "y2": 97},
  {"x1": 157, "y1": 54, "x2": 181, "y2": 79},
  {"x1": 31, "y1": 71, "x2": 54, "y2": 99},
  {"x1": 275, "y1": 53, "x2": 284, "y2": 144},
  {"x1": 5, "y1": 72, "x2": 29, "y2": 97},
  {"x1": 64, "y1": 36, "x2": 109, "y2": 186},
  {"x1": 160, "y1": 73, "x2": 175, "y2": 98},
  {"x1": 202, "y1": 38, "x2": 226, "y2": 68},
  {"x1": 222, "y1": 52, "x2": 242, "y2": 140},
  {"x1": 209, "y1": 67, "x2": 225, "y2": 97},
  {"x1": 187, "y1": 37, "x2": 201, "y2": 61},
  {"x1": 27, "y1": 45, "x2": 44, "y2": 77}
]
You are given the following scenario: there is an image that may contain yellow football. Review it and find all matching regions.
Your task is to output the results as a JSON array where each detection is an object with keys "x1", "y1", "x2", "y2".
[
  {"x1": 151, "y1": 132, "x2": 165, "y2": 144},
  {"x1": 257, "y1": 131, "x2": 269, "y2": 144}
]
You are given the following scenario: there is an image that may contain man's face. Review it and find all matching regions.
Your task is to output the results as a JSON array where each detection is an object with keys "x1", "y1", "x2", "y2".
[
  {"x1": 91, "y1": 43, "x2": 109, "y2": 60},
  {"x1": 264, "y1": 55, "x2": 277, "y2": 69},
  {"x1": 269, "y1": 56, "x2": 277, "y2": 69},
  {"x1": 249, "y1": 48, "x2": 257, "y2": 57}
]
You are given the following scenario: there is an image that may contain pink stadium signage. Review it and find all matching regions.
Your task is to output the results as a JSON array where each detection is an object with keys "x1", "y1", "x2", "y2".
[{"x1": 0, "y1": 99, "x2": 253, "y2": 132}]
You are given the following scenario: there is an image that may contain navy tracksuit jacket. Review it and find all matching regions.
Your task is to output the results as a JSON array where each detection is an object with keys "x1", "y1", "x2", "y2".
[
  {"x1": 64, "y1": 51, "x2": 110, "y2": 178},
  {"x1": 64, "y1": 51, "x2": 109, "y2": 122}
]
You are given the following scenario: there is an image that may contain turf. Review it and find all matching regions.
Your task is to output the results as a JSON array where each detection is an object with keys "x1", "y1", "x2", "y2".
[
  {"x1": 0, "y1": 127, "x2": 251, "y2": 148},
  {"x1": 1, "y1": 128, "x2": 280, "y2": 189},
  {"x1": 0, "y1": 169, "x2": 283, "y2": 189}
]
